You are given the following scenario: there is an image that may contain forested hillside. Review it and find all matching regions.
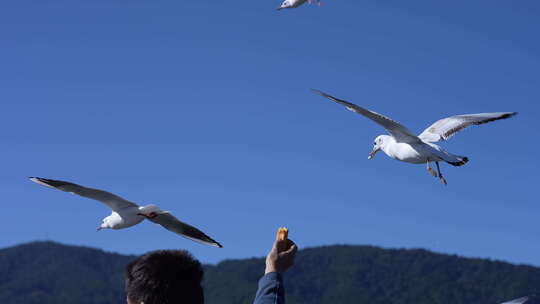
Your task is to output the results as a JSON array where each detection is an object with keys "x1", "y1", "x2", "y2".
[{"x1": 1, "y1": 242, "x2": 538, "y2": 304}]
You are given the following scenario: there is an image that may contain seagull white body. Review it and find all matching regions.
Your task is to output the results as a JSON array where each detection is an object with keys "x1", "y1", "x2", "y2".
[
  {"x1": 29, "y1": 177, "x2": 222, "y2": 248},
  {"x1": 376, "y1": 135, "x2": 464, "y2": 165},
  {"x1": 102, "y1": 206, "x2": 143, "y2": 230},
  {"x1": 277, "y1": 0, "x2": 320, "y2": 10},
  {"x1": 313, "y1": 90, "x2": 517, "y2": 184},
  {"x1": 100, "y1": 204, "x2": 160, "y2": 230}
]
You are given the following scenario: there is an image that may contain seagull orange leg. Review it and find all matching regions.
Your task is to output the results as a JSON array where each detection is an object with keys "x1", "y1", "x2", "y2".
[{"x1": 426, "y1": 161, "x2": 437, "y2": 177}]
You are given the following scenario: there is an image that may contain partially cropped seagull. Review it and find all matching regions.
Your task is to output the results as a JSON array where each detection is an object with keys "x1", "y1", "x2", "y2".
[
  {"x1": 29, "y1": 177, "x2": 222, "y2": 248},
  {"x1": 501, "y1": 296, "x2": 531, "y2": 304},
  {"x1": 313, "y1": 90, "x2": 517, "y2": 185},
  {"x1": 277, "y1": 0, "x2": 320, "y2": 10}
]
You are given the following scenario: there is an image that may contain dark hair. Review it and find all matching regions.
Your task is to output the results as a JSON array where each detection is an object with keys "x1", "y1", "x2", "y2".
[{"x1": 125, "y1": 250, "x2": 204, "y2": 304}]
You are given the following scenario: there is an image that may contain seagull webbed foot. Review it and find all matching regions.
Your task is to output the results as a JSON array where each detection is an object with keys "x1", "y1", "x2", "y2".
[
  {"x1": 439, "y1": 175, "x2": 448, "y2": 185},
  {"x1": 435, "y1": 161, "x2": 447, "y2": 185}
]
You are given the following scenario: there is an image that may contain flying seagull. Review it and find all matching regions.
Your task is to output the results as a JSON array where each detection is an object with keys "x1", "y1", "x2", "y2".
[
  {"x1": 313, "y1": 90, "x2": 517, "y2": 185},
  {"x1": 277, "y1": 0, "x2": 321, "y2": 10},
  {"x1": 501, "y1": 296, "x2": 531, "y2": 304},
  {"x1": 29, "y1": 177, "x2": 222, "y2": 248}
]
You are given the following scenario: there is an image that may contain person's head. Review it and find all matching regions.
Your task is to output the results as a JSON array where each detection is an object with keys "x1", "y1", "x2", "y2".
[{"x1": 125, "y1": 250, "x2": 204, "y2": 304}]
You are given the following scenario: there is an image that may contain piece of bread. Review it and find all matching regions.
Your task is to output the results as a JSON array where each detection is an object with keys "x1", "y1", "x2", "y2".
[{"x1": 277, "y1": 227, "x2": 288, "y2": 241}]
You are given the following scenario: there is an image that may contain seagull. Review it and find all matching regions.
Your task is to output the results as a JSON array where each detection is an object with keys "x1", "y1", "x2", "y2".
[
  {"x1": 501, "y1": 296, "x2": 531, "y2": 304},
  {"x1": 29, "y1": 177, "x2": 223, "y2": 248},
  {"x1": 313, "y1": 90, "x2": 517, "y2": 185},
  {"x1": 277, "y1": 0, "x2": 321, "y2": 10}
]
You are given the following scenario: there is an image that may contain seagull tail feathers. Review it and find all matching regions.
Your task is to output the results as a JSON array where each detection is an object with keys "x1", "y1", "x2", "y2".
[{"x1": 448, "y1": 156, "x2": 469, "y2": 167}]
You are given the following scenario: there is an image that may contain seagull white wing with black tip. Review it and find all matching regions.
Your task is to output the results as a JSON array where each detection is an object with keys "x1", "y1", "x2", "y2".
[
  {"x1": 30, "y1": 177, "x2": 138, "y2": 211},
  {"x1": 312, "y1": 89, "x2": 419, "y2": 143},
  {"x1": 148, "y1": 212, "x2": 223, "y2": 248},
  {"x1": 418, "y1": 112, "x2": 518, "y2": 143}
]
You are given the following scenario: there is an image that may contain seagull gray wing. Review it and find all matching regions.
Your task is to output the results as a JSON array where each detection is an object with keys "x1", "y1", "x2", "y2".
[
  {"x1": 501, "y1": 296, "x2": 529, "y2": 304},
  {"x1": 29, "y1": 177, "x2": 138, "y2": 211},
  {"x1": 313, "y1": 89, "x2": 419, "y2": 143},
  {"x1": 148, "y1": 212, "x2": 222, "y2": 248},
  {"x1": 418, "y1": 112, "x2": 517, "y2": 143}
]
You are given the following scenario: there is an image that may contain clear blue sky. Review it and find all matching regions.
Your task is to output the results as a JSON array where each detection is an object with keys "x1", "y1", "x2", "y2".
[{"x1": 1, "y1": 0, "x2": 539, "y2": 266}]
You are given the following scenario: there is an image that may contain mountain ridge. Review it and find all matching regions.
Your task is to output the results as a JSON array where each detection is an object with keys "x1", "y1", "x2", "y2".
[{"x1": 1, "y1": 241, "x2": 538, "y2": 304}]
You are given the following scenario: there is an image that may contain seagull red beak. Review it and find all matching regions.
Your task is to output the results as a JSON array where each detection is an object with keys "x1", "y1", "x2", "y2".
[{"x1": 368, "y1": 147, "x2": 380, "y2": 159}]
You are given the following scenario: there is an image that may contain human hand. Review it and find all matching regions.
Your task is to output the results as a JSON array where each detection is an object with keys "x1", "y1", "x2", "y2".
[{"x1": 265, "y1": 233, "x2": 298, "y2": 274}]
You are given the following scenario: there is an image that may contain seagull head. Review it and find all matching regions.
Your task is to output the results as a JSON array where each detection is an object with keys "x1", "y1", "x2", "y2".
[
  {"x1": 368, "y1": 135, "x2": 389, "y2": 159},
  {"x1": 277, "y1": 0, "x2": 292, "y2": 10}
]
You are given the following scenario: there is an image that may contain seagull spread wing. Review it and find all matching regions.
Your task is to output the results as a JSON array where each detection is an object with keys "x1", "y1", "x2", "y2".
[
  {"x1": 313, "y1": 89, "x2": 419, "y2": 143},
  {"x1": 148, "y1": 212, "x2": 223, "y2": 248},
  {"x1": 418, "y1": 112, "x2": 517, "y2": 143},
  {"x1": 501, "y1": 296, "x2": 529, "y2": 304},
  {"x1": 29, "y1": 177, "x2": 139, "y2": 211}
]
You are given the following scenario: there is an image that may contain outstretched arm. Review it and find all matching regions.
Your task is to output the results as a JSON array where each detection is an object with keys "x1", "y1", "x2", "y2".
[
  {"x1": 253, "y1": 272, "x2": 285, "y2": 304},
  {"x1": 253, "y1": 232, "x2": 298, "y2": 304}
]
